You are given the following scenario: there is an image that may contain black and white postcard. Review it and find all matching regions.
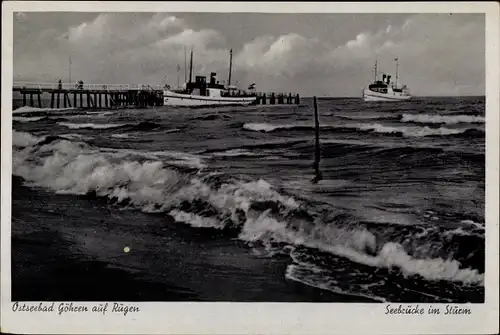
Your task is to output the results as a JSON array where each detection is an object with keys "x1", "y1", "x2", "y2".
[{"x1": 1, "y1": 1, "x2": 499, "y2": 334}]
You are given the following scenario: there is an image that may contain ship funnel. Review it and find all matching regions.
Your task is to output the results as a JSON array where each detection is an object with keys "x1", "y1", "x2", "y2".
[
  {"x1": 387, "y1": 75, "x2": 391, "y2": 84},
  {"x1": 382, "y1": 74, "x2": 386, "y2": 82}
]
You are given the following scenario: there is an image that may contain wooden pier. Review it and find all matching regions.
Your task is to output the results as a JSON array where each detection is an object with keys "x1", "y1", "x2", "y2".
[
  {"x1": 13, "y1": 82, "x2": 164, "y2": 109},
  {"x1": 13, "y1": 82, "x2": 300, "y2": 109}
]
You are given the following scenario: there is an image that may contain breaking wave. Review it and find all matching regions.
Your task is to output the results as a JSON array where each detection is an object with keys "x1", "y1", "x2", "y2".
[
  {"x1": 401, "y1": 113, "x2": 485, "y2": 125},
  {"x1": 13, "y1": 106, "x2": 75, "y2": 114},
  {"x1": 242, "y1": 122, "x2": 484, "y2": 138},
  {"x1": 13, "y1": 116, "x2": 45, "y2": 123},
  {"x1": 57, "y1": 121, "x2": 168, "y2": 131},
  {"x1": 356, "y1": 123, "x2": 480, "y2": 137},
  {"x1": 12, "y1": 130, "x2": 484, "y2": 288},
  {"x1": 58, "y1": 122, "x2": 126, "y2": 129}
]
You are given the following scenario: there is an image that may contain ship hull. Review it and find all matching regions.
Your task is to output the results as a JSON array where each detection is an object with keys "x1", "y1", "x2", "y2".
[
  {"x1": 163, "y1": 90, "x2": 256, "y2": 107},
  {"x1": 363, "y1": 89, "x2": 411, "y2": 102}
]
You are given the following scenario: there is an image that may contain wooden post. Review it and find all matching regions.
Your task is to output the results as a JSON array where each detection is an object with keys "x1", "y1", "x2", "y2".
[
  {"x1": 94, "y1": 93, "x2": 98, "y2": 108},
  {"x1": 63, "y1": 93, "x2": 67, "y2": 108},
  {"x1": 37, "y1": 93, "x2": 42, "y2": 108},
  {"x1": 66, "y1": 93, "x2": 72, "y2": 108},
  {"x1": 80, "y1": 92, "x2": 83, "y2": 108},
  {"x1": 312, "y1": 96, "x2": 322, "y2": 183},
  {"x1": 29, "y1": 93, "x2": 34, "y2": 107},
  {"x1": 73, "y1": 92, "x2": 77, "y2": 108},
  {"x1": 99, "y1": 93, "x2": 102, "y2": 108},
  {"x1": 57, "y1": 92, "x2": 60, "y2": 108},
  {"x1": 105, "y1": 93, "x2": 108, "y2": 108},
  {"x1": 86, "y1": 93, "x2": 90, "y2": 108},
  {"x1": 23, "y1": 93, "x2": 27, "y2": 107}
]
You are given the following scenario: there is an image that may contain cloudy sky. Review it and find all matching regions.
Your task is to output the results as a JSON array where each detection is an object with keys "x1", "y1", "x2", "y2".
[{"x1": 13, "y1": 12, "x2": 484, "y2": 97}]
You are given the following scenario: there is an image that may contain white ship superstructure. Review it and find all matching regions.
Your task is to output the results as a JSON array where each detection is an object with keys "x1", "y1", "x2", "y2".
[
  {"x1": 363, "y1": 58, "x2": 411, "y2": 102},
  {"x1": 163, "y1": 49, "x2": 257, "y2": 107}
]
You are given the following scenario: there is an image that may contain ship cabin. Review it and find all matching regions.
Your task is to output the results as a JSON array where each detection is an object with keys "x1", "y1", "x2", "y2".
[
  {"x1": 180, "y1": 72, "x2": 226, "y2": 98},
  {"x1": 171, "y1": 72, "x2": 256, "y2": 98},
  {"x1": 368, "y1": 74, "x2": 407, "y2": 93}
]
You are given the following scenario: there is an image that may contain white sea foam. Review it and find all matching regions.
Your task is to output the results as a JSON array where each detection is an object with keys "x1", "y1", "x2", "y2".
[
  {"x1": 169, "y1": 210, "x2": 224, "y2": 229},
  {"x1": 87, "y1": 111, "x2": 115, "y2": 116},
  {"x1": 211, "y1": 149, "x2": 261, "y2": 157},
  {"x1": 13, "y1": 106, "x2": 74, "y2": 114},
  {"x1": 111, "y1": 134, "x2": 131, "y2": 139},
  {"x1": 12, "y1": 130, "x2": 44, "y2": 147},
  {"x1": 58, "y1": 122, "x2": 125, "y2": 129},
  {"x1": 243, "y1": 121, "x2": 475, "y2": 138},
  {"x1": 358, "y1": 123, "x2": 467, "y2": 137},
  {"x1": 243, "y1": 123, "x2": 286, "y2": 132},
  {"x1": 460, "y1": 219, "x2": 485, "y2": 230},
  {"x1": 401, "y1": 113, "x2": 485, "y2": 125},
  {"x1": 165, "y1": 128, "x2": 182, "y2": 133},
  {"x1": 13, "y1": 116, "x2": 45, "y2": 122},
  {"x1": 237, "y1": 213, "x2": 484, "y2": 285},
  {"x1": 285, "y1": 263, "x2": 388, "y2": 302}
]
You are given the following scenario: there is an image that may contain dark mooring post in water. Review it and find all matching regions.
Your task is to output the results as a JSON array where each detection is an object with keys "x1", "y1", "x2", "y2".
[{"x1": 312, "y1": 96, "x2": 323, "y2": 183}]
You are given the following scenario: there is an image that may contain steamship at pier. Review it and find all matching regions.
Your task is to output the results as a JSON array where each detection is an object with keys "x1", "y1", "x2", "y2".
[
  {"x1": 363, "y1": 58, "x2": 411, "y2": 102},
  {"x1": 163, "y1": 49, "x2": 257, "y2": 107}
]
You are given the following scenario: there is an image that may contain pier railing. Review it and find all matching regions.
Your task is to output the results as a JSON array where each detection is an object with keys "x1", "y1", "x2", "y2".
[{"x1": 13, "y1": 81, "x2": 165, "y2": 91}]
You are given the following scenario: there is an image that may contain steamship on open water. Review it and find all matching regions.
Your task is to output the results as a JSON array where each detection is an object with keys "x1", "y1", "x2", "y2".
[
  {"x1": 363, "y1": 58, "x2": 411, "y2": 102},
  {"x1": 163, "y1": 49, "x2": 257, "y2": 107}
]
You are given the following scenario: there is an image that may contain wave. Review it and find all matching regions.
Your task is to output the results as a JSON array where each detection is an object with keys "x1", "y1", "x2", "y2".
[
  {"x1": 242, "y1": 122, "x2": 484, "y2": 138},
  {"x1": 58, "y1": 122, "x2": 126, "y2": 129},
  {"x1": 12, "y1": 130, "x2": 483, "y2": 288},
  {"x1": 56, "y1": 121, "x2": 168, "y2": 132},
  {"x1": 338, "y1": 114, "x2": 397, "y2": 121},
  {"x1": 111, "y1": 134, "x2": 132, "y2": 139},
  {"x1": 13, "y1": 106, "x2": 75, "y2": 114},
  {"x1": 243, "y1": 123, "x2": 301, "y2": 132},
  {"x1": 401, "y1": 113, "x2": 485, "y2": 125},
  {"x1": 12, "y1": 130, "x2": 42, "y2": 147},
  {"x1": 356, "y1": 123, "x2": 479, "y2": 138},
  {"x1": 12, "y1": 116, "x2": 45, "y2": 123},
  {"x1": 210, "y1": 149, "x2": 263, "y2": 158}
]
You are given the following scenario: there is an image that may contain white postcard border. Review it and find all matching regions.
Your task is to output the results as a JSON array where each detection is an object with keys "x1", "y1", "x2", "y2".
[{"x1": 1, "y1": 2, "x2": 499, "y2": 334}]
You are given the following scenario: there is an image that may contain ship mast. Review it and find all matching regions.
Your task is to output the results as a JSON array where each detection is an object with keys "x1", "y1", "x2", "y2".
[
  {"x1": 188, "y1": 48, "x2": 193, "y2": 84},
  {"x1": 184, "y1": 46, "x2": 187, "y2": 83},
  {"x1": 395, "y1": 57, "x2": 399, "y2": 88},
  {"x1": 228, "y1": 49, "x2": 233, "y2": 86},
  {"x1": 374, "y1": 58, "x2": 378, "y2": 82}
]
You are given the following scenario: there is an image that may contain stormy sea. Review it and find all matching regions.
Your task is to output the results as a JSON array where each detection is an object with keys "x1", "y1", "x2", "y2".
[{"x1": 11, "y1": 96, "x2": 485, "y2": 303}]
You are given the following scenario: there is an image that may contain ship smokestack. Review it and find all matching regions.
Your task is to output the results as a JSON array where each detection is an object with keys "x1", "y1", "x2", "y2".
[
  {"x1": 189, "y1": 48, "x2": 193, "y2": 84},
  {"x1": 387, "y1": 75, "x2": 391, "y2": 84},
  {"x1": 382, "y1": 74, "x2": 386, "y2": 82}
]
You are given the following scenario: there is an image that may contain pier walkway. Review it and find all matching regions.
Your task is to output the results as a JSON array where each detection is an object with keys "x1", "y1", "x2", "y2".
[{"x1": 13, "y1": 81, "x2": 163, "y2": 109}]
